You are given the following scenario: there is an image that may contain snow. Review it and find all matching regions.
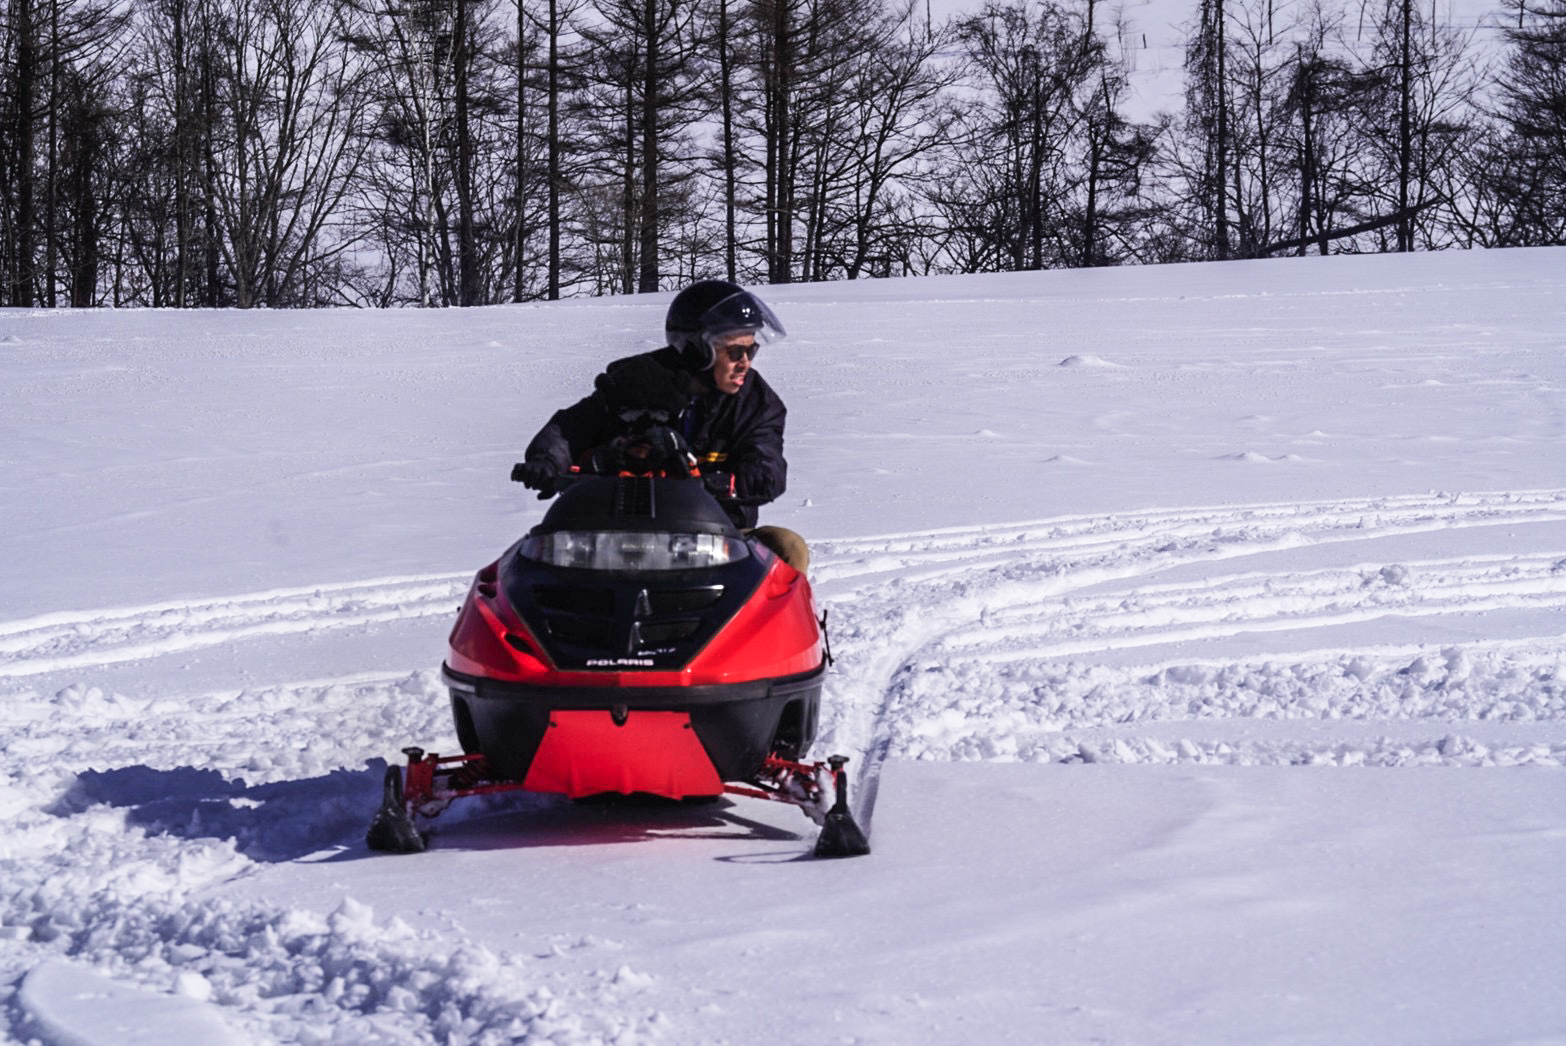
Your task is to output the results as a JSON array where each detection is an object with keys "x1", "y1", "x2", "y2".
[
  {"x1": 17, "y1": 961, "x2": 246, "y2": 1046},
  {"x1": 3, "y1": 246, "x2": 1566, "y2": 1043}
]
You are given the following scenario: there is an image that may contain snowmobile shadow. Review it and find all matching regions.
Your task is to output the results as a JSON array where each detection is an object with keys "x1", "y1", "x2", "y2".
[
  {"x1": 53, "y1": 761, "x2": 812, "y2": 863},
  {"x1": 52, "y1": 761, "x2": 400, "y2": 863},
  {"x1": 399, "y1": 792, "x2": 810, "y2": 859}
]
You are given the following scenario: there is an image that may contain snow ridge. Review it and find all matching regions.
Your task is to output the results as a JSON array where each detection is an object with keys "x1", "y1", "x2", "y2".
[
  {"x1": 812, "y1": 488, "x2": 1566, "y2": 788},
  {"x1": 0, "y1": 575, "x2": 470, "y2": 679},
  {"x1": 8, "y1": 872, "x2": 652, "y2": 1044}
]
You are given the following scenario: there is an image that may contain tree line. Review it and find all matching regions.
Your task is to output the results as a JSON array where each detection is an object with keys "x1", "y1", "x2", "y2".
[{"x1": 1, "y1": 0, "x2": 1561, "y2": 308}]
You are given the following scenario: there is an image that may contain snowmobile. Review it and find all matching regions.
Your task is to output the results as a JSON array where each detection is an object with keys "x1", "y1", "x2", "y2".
[{"x1": 367, "y1": 427, "x2": 869, "y2": 858}]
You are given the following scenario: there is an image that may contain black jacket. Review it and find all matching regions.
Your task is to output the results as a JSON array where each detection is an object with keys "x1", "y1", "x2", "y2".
[{"x1": 524, "y1": 347, "x2": 787, "y2": 528}]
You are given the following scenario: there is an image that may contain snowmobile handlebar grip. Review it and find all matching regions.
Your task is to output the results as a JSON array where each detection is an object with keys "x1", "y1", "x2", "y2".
[{"x1": 510, "y1": 462, "x2": 766, "y2": 505}]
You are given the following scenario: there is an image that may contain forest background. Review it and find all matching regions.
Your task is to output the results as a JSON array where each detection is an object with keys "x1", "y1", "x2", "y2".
[{"x1": 1, "y1": 0, "x2": 1562, "y2": 309}]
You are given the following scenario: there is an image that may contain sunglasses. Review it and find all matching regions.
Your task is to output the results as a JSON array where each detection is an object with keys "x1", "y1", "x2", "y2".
[{"x1": 715, "y1": 340, "x2": 758, "y2": 362}]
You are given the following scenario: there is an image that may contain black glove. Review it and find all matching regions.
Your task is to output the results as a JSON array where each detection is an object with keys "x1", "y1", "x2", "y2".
[
  {"x1": 513, "y1": 459, "x2": 559, "y2": 499},
  {"x1": 585, "y1": 445, "x2": 624, "y2": 475},
  {"x1": 644, "y1": 426, "x2": 693, "y2": 472},
  {"x1": 603, "y1": 429, "x2": 691, "y2": 476},
  {"x1": 702, "y1": 470, "x2": 736, "y2": 499}
]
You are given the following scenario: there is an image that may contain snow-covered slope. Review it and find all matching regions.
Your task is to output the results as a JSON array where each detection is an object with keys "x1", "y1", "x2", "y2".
[{"x1": 2, "y1": 248, "x2": 1564, "y2": 1043}]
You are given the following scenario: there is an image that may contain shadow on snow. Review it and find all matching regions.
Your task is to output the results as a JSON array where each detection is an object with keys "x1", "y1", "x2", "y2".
[{"x1": 51, "y1": 761, "x2": 807, "y2": 863}]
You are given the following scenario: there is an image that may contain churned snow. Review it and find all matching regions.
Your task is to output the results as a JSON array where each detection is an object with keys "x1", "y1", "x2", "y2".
[{"x1": 2, "y1": 247, "x2": 1565, "y2": 1043}]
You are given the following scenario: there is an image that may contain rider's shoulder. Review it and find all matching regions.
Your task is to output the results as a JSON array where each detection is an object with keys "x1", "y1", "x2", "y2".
[
  {"x1": 594, "y1": 348, "x2": 696, "y2": 412},
  {"x1": 601, "y1": 346, "x2": 686, "y2": 378}
]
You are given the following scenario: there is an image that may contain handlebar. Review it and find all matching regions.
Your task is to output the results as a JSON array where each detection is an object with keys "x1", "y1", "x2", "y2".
[{"x1": 510, "y1": 462, "x2": 771, "y2": 506}]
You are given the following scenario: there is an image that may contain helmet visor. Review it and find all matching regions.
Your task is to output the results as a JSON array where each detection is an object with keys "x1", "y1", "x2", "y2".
[{"x1": 698, "y1": 291, "x2": 786, "y2": 357}]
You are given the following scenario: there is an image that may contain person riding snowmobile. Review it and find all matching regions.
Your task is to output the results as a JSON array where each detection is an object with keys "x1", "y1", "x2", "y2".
[{"x1": 515, "y1": 279, "x2": 809, "y2": 573}]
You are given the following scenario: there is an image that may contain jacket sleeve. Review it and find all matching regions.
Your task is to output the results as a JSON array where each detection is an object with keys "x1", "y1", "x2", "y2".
[
  {"x1": 524, "y1": 393, "x2": 612, "y2": 473},
  {"x1": 524, "y1": 352, "x2": 697, "y2": 472},
  {"x1": 728, "y1": 388, "x2": 787, "y2": 506}
]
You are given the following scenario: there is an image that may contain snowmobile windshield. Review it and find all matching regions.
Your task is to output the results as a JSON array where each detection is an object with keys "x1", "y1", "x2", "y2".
[
  {"x1": 698, "y1": 291, "x2": 786, "y2": 355},
  {"x1": 520, "y1": 530, "x2": 750, "y2": 571}
]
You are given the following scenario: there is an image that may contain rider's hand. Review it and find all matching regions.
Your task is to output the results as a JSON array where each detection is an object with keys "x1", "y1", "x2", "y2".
[
  {"x1": 646, "y1": 427, "x2": 693, "y2": 469},
  {"x1": 514, "y1": 459, "x2": 558, "y2": 499},
  {"x1": 585, "y1": 446, "x2": 623, "y2": 475},
  {"x1": 702, "y1": 470, "x2": 736, "y2": 499}
]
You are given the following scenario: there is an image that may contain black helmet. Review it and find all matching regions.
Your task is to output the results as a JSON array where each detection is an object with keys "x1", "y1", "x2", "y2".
[{"x1": 665, "y1": 280, "x2": 786, "y2": 368}]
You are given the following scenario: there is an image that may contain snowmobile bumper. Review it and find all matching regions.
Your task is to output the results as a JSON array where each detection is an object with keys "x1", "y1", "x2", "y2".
[
  {"x1": 442, "y1": 661, "x2": 824, "y2": 789},
  {"x1": 366, "y1": 746, "x2": 870, "y2": 858}
]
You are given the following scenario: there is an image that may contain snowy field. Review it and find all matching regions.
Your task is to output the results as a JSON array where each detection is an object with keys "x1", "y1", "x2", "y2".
[{"x1": 3, "y1": 246, "x2": 1566, "y2": 1044}]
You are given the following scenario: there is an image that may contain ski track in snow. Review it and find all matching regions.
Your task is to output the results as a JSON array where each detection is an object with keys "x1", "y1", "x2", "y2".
[
  {"x1": 808, "y1": 487, "x2": 1566, "y2": 806},
  {"x1": 4, "y1": 488, "x2": 1566, "y2": 1042},
  {"x1": 0, "y1": 574, "x2": 471, "y2": 679}
]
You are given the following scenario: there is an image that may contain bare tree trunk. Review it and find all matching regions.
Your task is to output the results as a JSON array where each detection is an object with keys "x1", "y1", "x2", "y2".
[
  {"x1": 11, "y1": 0, "x2": 38, "y2": 306},
  {"x1": 717, "y1": 0, "x2": 736, "y2": 281},
  {"x1": 43, "y1": 0, "x2": 60, "y2": 307},
  {"x1": 1027, "y1": 53, "x2": 1044, "y2": 269},
  {"x1": 547, "y1": 0, "x2": 562, "y2": 298},
  {"x1": 765, "y1": 0, "x2": 794, "y2": 283},
  {"x1": 1083, "y1": 87, "x2": 1103, "y2": 266},
  {"x1": 1298, "y1": 75, "x2": 1315, "y2": 254},
  {"x1": 200, "y1": 2, "x2": 220, "y2": 307},
  {"x1": 514, "y1": 0, "x2": 528, "y2": 302},
  {"x1": 1396, "y1": 0, "x2": 1413, "y2": 251},
  {"x1": 170, "y1": 0, "x2": 191, "y2": 306},
  {"x1": 622, "y1": 69, "x2": 635, "y2": 294},
  {"x1": 636, "y1": 0, "x2": 658, "y2": 292},
  {"x1": 1215, "y1": 0, "x2": 1229, "y2": 259},
  {"x1": 455, "y1": 0, "x2": 481, "y2": 305}
]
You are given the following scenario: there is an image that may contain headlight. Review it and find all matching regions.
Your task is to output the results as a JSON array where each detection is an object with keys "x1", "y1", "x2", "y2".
[{"x1": 520, "y1": 530, "x2": 748, "y2": 571}]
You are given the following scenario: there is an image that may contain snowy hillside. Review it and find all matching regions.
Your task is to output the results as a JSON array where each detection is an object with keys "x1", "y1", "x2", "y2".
[{"x1": 2, "y1": 248, "x2": 1565, "y2": 1043}]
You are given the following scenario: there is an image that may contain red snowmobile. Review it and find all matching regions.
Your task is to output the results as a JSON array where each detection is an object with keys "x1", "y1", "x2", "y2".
[{"x1": 367, "y1": 431, "x2": 869, "y2": 858}]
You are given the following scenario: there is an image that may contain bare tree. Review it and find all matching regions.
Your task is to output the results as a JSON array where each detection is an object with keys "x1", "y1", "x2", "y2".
[
  {"x1": 349, "y1": 0, "x2": 461, "y2": 305},
  {"x1": 1479, "y1": 0, "x2": 1566, "y2": 244},
  {"x1": 1076, "y1": 66, "x2": 1158, "y2": 265},
  {"x1": 574, "y1": 0, "x2": 701, "y2": 293},
  {"x1": 939, "y1": 0, "x2": 1118, "y2": 271},
  {"x1": 115, "y1": 0, "x2": 226, "y2": 306},
  {"x1": 1, "y1": 0, "x2": 41, "y2": 305},
  {"x1": 528, "y1": 0, "x2": 589, "y2": 298},
  {"x1": 703, "y1": 0, "x2": 741, "y2": 279},
  {"x1": 351, "y1": 0, "x2": 547, "y2": 306},
  {"x1": 1351, "y1": 0, "x2": 1482, "y2": 250},
  {"x1": 746, "y1": 0, "x2": 884, "y2": 282},
  {"x1": 1272, "y1": 4, "x2": 1381, "y2": 255},
  {"x1": 832, "y1": 8, "x2": 956, "y2": 280},
  {"x1": 54, "y1": 46, "x2": 122, "y2": 304},
  {"x1": 0, "y1": 0, "x2": 131, "y2": 305},
  {"x1": 1182, "y1": 0, "x2": 1234, "y2": 258},
  {"x1": 205, "y1": 0, "x2": 373, "y2": 306}
]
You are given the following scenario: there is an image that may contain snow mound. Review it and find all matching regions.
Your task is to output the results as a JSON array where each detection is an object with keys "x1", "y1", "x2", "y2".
[
  {"x1": 18, "y1": 961, "x2": 247, "y2": 1046},
  {"x1": 1058, "y1": 353, "x2": 1123, "y2": 368},
  {"x1": 1220, "y1": 451, "x2": 1307, "y2": 463}
]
